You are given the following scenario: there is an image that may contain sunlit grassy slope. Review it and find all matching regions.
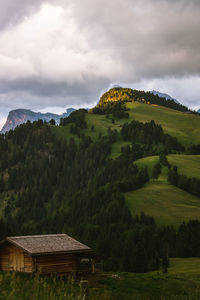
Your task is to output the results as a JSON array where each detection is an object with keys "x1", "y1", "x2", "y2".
[
  {"x1": 52, "y1": 102, "x2": 200, "y2": 150},
  {"x1": 127, "y1": 102, "x2": 200, "y2": 146}
]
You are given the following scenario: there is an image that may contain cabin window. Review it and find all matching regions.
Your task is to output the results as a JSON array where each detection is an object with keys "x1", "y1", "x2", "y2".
[{"x1": 80, "y1": 258, "x2": 90, "y2": 264}]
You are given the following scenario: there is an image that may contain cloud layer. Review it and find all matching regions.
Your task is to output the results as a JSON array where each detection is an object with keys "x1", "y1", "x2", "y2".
[{"x1": 0, "y1": 0, "x2": 200, "y2": 127}]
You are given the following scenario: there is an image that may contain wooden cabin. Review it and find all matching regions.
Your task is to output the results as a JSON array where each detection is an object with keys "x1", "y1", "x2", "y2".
[{"x1": 0, "y1": 234, "x2": 94, "y2": 275}]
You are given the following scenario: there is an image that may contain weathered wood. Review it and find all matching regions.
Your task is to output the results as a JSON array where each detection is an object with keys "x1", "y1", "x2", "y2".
[
  {"x1": 0, "y1": 237, "x2": 94, "y2": 275},
  {"x1": 35, "y1": 254, "x2": 77, "y2": 274},
  {"x1": 0, "y1": 244, "x2": 11, "y2": 271},
  {"x1": 0, "y1": 244, "x2": 34, "y2": 272}
]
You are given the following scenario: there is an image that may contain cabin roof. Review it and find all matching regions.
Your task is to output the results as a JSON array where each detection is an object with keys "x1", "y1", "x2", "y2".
[{"x1": 4, "y1": 234, "x2": 91, "y2": 255}]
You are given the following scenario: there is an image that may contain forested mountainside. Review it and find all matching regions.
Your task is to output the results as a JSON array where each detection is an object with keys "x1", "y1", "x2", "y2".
[{"x1": 0, "y1": 88, "x2": 200, "y2": 273}]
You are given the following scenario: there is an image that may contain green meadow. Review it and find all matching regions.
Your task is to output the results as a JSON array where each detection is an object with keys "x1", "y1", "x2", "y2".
[
  {"x1": 134, "y1": 154, "x2": 200, "y2": 179},
  {"x1": 127, "y1": 102, "x2": 200, "y2": 146},
  {"x1": 168, "y1": 154, "x2": 200, "y2": 179},
  {"x1": 126, "y1": 179, "x2": 200, "y2": 226},
  {"x1": 126, "y1": 154, "x2": 200, "y2": 226},
  {"x1": 52, "y1": 102, "x2": 200, "y2": 154}
]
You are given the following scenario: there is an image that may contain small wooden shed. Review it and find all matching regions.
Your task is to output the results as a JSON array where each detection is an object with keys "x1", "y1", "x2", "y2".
[{"x1": 0, "y1": 234, "x2": 94, "y2": 275}]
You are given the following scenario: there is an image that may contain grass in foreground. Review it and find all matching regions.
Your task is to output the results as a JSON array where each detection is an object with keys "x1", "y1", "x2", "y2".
[{"x1": 1, "y1": 258, "x2": 200, "y2": 300}]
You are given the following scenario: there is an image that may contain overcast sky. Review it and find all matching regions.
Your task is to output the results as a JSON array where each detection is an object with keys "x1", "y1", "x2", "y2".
[{"x1": 0, "y1": 0, "x2": 200, "y2": 128}]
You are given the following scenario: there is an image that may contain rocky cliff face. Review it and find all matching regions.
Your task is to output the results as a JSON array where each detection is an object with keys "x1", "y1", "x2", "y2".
[{"x1": 1, "y1": 108, "x2": 75, "y2": 133}]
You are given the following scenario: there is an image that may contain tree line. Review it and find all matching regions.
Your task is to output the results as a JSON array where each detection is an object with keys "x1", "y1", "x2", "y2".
[{"x1": 168, "y1": 166, "x2": 200, "y2": 197}]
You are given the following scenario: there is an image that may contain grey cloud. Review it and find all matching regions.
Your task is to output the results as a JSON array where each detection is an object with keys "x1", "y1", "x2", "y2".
[
  {"x1": 70, "y1": 0, "x2": 200, "y2": 78},
  {"x1": 0, "y1": 0, "x2": 46, "y2": 29},
  {"x1": 0, "y1": 76, "x2": 109, "y2": 100}
]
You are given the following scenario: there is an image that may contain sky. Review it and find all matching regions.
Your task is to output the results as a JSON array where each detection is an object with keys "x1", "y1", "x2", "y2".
[{"x1": 0, "y1": 0, "x2": 200, "y2": 129}]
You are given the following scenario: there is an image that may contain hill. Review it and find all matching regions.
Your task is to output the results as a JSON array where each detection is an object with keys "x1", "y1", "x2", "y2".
[
  {"x1": 50, "y1": 91, "x2": 200, "y2": 229},
  {"x1": 125, "y1": 154, "x2": 200, "y2": 226},
  {"x1": 0, "y1": 88, "x2": 200, "y2": 274},
  {"x1": 126, "y1": 179, "x2": 200, "y2": 226},
  {"x1": 127, "y1": 102, "x2": 200, "y2": 146},
  {"x1": 52, "y1": 101, "x2": 200, "y2": 149}
]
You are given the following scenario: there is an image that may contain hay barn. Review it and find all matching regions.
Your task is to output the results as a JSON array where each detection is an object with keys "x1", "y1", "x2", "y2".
[{"x1": 0, "y1": 234, "x2": 94, "y2": 275}]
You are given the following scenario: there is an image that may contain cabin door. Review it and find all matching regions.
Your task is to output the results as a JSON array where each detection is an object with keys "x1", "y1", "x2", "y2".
[{"x1": 10, "y1": 248, "x2": 24, "y2": 271}]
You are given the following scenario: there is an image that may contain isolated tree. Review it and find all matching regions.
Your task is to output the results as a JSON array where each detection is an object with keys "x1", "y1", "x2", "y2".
[{"x1": 49, "y1": 119, "x2": 56, "y2": 125}]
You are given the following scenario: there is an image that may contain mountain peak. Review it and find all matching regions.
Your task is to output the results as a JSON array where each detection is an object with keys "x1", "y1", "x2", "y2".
[
  {"x1": 0, "y1": 107, "x2": 76, "y2": 134},
  {"x1": 151, "y1": 90, "x2": 179, "y2": 104}
]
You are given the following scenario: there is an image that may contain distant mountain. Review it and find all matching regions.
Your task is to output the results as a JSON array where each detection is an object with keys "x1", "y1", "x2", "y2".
[
  {"x1": 0, "y1": 107, "x2": 75, "y2": 133},
  {"x1": 198, "y1": 109, "x2": 200, "y2": 113},
  {"x1": 151, "y1": 90, "x2": 179, "y2": 104}
]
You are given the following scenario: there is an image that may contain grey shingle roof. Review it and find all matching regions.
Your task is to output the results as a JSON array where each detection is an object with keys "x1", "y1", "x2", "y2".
[{"x1": 6, "y1": 234, "x2": 91, "y2": 255}]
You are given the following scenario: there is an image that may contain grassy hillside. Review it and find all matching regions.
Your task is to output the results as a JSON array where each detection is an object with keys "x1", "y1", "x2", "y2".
[
  {"x1": 52, "y1": 102, "x2": 200, "y2": 151},
  {"x1": 168, "y1": 154, "x2": 200, "y2": 179},
  {"x1": 134, "y1": 155, "x2": 160, "y2": 177},
  {"x1": 134, "y1": 154, "x2": 200, "y2": 179},
  {"x1": 127, "y1": 102, "x2": 200, "y2": 146},
  {"x1": 126, "y1": 180, "x2": 200, "y2": 226},
  {"x1": 126, "y1": 154, "x2": 200, "y2": 226},
  {"x1": 51, "y1": 113, "x2": 123, "y2": 143}
]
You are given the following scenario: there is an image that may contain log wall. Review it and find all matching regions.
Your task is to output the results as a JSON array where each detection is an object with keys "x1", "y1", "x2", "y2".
[
  {"x1": 0, "y1": 244, "x2": 33, "y2": 273},
  {"x1": 0, "y1": 245, "x2": 10, "y2": 271},
  {"x1": 0, "y1": 243, "x2": 93, "y2": 275},
  {"x1": 35, "y1": 254, "x2": 78, "y2": 274},
  {"x1": 34, "y1": 253, "x2": 93, "y2": 275}
]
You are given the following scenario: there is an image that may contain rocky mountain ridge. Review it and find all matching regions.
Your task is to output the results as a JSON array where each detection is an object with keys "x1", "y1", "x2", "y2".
[
  {"x1": 151, "y1": 90, "x2": 179, "y2": 103},
  {"x1": 0, "y1": 107, "x2": 75, "y2": 133}
]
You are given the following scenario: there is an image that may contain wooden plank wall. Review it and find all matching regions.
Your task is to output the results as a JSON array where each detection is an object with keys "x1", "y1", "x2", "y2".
[
  {"x1": 0, "y1": 243, "x2": 93, "y2": 275},
  {"x1": 0, "y1": 244, "x2": 33, "y2": 273},
  {"x1": 35, "y1": 253, "x2": 93, "y2": 275},
  {"x1": 24, "y1": 252, "x2": 34, "y2": 273},
  {"x1": 35, "y1": 254, "x2": 78, "y2": 274},
  {"x1": 0, "y1": 245, "x2": 10, "y2": 271}
]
